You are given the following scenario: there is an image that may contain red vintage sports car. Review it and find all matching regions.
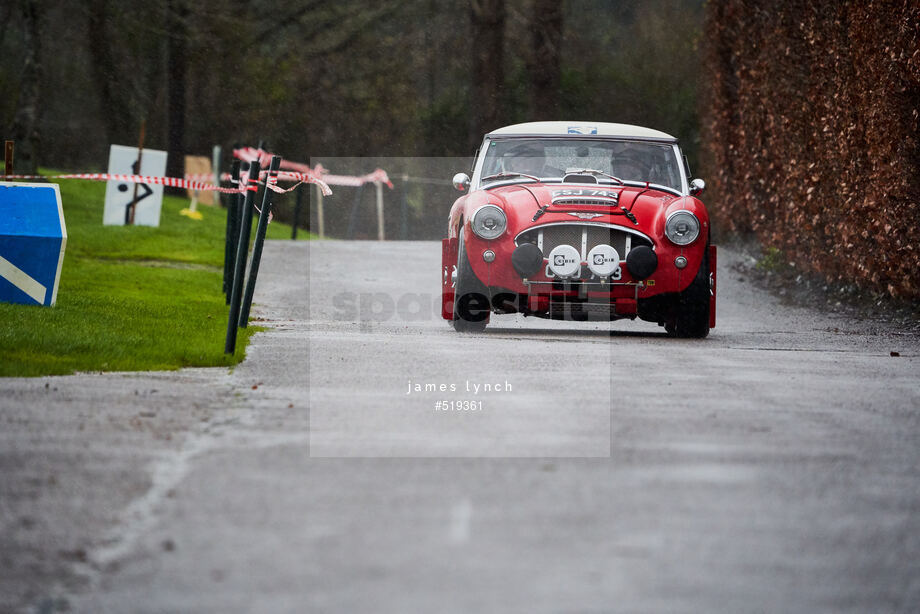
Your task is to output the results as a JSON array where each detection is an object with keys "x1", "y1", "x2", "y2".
[{"x1": 441, "y1": 121, "x2": 716, "y2": 337}]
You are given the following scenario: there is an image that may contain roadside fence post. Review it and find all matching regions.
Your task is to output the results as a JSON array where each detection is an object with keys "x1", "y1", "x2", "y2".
[
  {"x1": 224, "y1": 160, "x2": 261, "y2": 354},
  {"x1": 223, "y1": 160, "x2": 241, "y2": 301},
  {"x1": 315, "y1": 183, "x2": 325, "y2": 238},
  {"x1": 291, "y1": 182, "x2": 303, "y2": 240},
  {"x1": 239, "y1": 155, "x2": 281, "y2": 328},
  {"x1": 375, "y1": 180, "x2": 385, "y2": 241}
]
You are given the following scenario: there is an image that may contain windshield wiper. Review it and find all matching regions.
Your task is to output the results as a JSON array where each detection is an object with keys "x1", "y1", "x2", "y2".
[
  {"x1": 563, "y1": 168, "x2": 625, "y2": 184},
  {"x1": 481, "y1": 171, "x2": 540, "y2": 184}
]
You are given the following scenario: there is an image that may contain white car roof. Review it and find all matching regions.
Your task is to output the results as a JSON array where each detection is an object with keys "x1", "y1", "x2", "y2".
[{"x1": 487, "y1": 121, "x2": 676, "y2": 141}]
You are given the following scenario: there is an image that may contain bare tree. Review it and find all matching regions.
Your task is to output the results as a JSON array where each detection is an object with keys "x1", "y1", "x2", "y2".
[
  {"x1": 526, "y1": 0, "x2": 563, "y2": 120},
  {"x1": 86, "y1": 0, "x2": 135, "y2": 147},
  {"x1": 469, "y1": 0, "x2": 506, "y2": 146},
  {"x1": 165, "y1": 0, "x2": 188, "y2": 184},
  {"x1": 8, "y1": 0, "x2": 44, "y2": 174}
]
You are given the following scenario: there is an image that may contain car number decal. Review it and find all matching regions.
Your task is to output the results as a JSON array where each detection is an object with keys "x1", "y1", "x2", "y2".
[{"x1": 551, "y1": 189, "x2": 619, "y2": 198}]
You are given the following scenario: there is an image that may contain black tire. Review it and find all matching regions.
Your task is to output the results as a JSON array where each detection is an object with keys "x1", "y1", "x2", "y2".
[
  {"x1": 451, "y1": 227, "x2": 490, "y2": 332},
  {"x1": 666, "y1": 249, "x2": 711, "y2": 338}
]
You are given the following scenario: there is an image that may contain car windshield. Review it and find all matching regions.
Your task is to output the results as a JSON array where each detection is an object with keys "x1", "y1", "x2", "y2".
[{"x1": 480, "y1": 138, "x2": 684, "y2": 190}]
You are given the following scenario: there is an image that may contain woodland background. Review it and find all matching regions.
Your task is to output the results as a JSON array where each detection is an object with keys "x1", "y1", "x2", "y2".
[{"x1": 2, "y1": 0, "x2": 918, "y2": 298}]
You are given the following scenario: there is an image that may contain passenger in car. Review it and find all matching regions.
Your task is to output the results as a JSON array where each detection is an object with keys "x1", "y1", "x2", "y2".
[{"x1": 611, "y1": 147, "x2": 649, "y2": 181}]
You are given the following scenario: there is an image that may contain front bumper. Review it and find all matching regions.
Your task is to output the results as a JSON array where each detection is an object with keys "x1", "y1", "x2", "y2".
[
  {"x1": 465, "y1": 221, "x2": 706, "y2": 299},
  {"x1": 441, "y1": 221, "x2": 716, "y2": 326}
]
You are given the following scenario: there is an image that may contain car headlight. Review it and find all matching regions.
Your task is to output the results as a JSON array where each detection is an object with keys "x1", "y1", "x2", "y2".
[
  {"x1": 665, "y1": 210, "x2": 700, "y2": 246},
  {"x1": 471, "y1": 205, "x2": 507, "y2": 240}
]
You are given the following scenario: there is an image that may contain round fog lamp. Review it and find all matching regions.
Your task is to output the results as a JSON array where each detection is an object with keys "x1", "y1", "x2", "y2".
[
  {"x1": 626, "y1": 245, "x2": 658, "y2": 280},
  {"x1": 587, "y1": 244, "x2": 620, "y2": 277},
  {"x1": 547, "y1": 244, "x2": 581, "y2": 278},
  {"x1": 482, "y1": 249, "x2": 495, "y2": 263},
  {"x1": 512, "y1": 243, "x2": 543, "y2": 277},
  {"x1": 674, "y1": 256, "x2": 688, "y2": 269}
]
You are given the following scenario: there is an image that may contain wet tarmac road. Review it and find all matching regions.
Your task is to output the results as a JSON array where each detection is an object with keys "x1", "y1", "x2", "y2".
[{"x1": 2, "y1": 240, "x2": 919, "y2": 613}]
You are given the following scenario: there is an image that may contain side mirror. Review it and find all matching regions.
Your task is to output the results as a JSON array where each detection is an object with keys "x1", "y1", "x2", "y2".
[
  {"x1": 452, "y1": 172, "x2": 471, "y2": 192},
  {"x1": 689, "y1": 178, "x2": 706, "y2": 196}
]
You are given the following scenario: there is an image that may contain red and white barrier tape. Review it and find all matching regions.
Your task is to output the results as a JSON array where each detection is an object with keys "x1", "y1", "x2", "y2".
[
  {"x1": 233, "y1": 148, "x2": 393, "y2": 189},
  {"x1": 184, "y1": 172, "x2": 218, "y2": 183},
  {"x1": 1, "y1": 170, "x2": 331, "y2": 196},
  {"x1": 269, "y1": 170, "x2": 328, "y2": 194},
  {"x1": 1, "y1": 172, "x2": 245, "y2": 194},
  {"x1": 315, "y1": 167, "x2": 394, "y2": 189},
  {"x1": 234, "y1": 147, "x2": 314, "y2": 175},
  {"x1": 228, "y1": 170, "x2": 332, "y2": 196}
]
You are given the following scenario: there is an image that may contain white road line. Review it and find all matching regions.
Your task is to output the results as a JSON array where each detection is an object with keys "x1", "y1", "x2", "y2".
[{"x1": 0, "y1": 253, "x2": 47, "y2": 304}]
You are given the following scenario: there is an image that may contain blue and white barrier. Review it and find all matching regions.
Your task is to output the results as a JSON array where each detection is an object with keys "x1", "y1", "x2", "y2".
[{"x1": 0, "y1": 182, "x2": 67, "y2": 306}]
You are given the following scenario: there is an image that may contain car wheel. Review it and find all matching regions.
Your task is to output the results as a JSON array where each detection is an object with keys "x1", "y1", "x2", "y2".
[
  {"x1": 666, "y1": 248, "x2": 710, "y2": 338},
  {"x1": 451, "y1": 226, "x2": 489, "y2": 332}
]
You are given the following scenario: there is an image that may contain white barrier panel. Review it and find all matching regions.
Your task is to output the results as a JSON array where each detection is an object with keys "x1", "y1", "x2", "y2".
[{"x1": 103, "y1": 144, "x2": 168, "y2": 226}]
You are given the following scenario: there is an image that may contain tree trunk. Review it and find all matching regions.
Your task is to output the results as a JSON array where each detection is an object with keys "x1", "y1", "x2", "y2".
[
  {"x1": 165, "y1": 0, "x2": 188, "y2": 186},
  {"x1": 8, "y1": 0, "x2": 44, "y2": 174},
  {"x1": 526, "y1": 0, "x2": 564, "y2": 121},
  {"x1": 87, "y1": 0, "x2": 134, "y2": 147},
  {"x1": 469, "y1": 0, "x2": 506, "y2": 148}
]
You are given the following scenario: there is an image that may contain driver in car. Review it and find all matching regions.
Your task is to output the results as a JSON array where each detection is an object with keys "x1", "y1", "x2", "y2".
[
  {"x1": 611, "y1": 146, "x2": 649, "y2": 181},
  {"x1": 501, "y1": 142, "x2": 563, "y2": 177}
]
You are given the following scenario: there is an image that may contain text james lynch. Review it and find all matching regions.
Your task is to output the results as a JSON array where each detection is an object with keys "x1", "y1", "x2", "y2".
[{"x1": 407, "y1": 380, "x2": 513, "y2": 395}]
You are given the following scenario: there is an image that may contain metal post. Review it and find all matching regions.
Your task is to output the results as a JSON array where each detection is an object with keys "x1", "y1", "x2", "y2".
[
  {"x1": 375, "y1": 181, "x2": 385, "y2": 241},
  {"x1": 291, "y1": 182, "x2": 303, "y2": 240},
  {"x1": 223, "y1": 160, "x2": 241, "y2": 302},
  {"x1": 239, "y1": 155, "x2": 281, "y2": 328},
  {"x1": 126, "y1": 120, "x2": 146, "y2": 225},
  {"x1": 400, "y1": 174, "x2": 409, "y2": 240},
  {"x1": 227, "y1": 168, "x2": 245, "y2": 303},
  {"x1": 4, "y1": 141, "x2": 12, "y2": 175},
  {"x1": 211, "y1": 145, "x2": 222, "y2": 192},
  {"x1": 316, "y1": 184, "x2": 325, "y2": 238},
  {"x1": 211, "y1": 144, "x2": 222, "y2": 210},
  {"x1": 224, "y1": 160, "x2": 261, "y2": 354},
  {"x1": 346, "y1": 183, "x2": 364, "y2": 239}
]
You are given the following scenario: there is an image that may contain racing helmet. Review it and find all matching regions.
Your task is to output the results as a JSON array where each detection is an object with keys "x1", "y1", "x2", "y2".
[
  {"x1": 611, "y1": 144, "x2": 648, "y2": 181},
  {"x1": 502, "y1": 142, "x2": 546, "y2": 176}
]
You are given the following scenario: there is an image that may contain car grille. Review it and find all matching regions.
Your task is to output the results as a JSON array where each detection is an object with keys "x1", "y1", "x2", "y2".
[
  {"x1": 551, "y1": 197, "x2": 619, "y2": 207},
  {"x1": 515, "y1": 223, "x2": 652, "y2": 259}
]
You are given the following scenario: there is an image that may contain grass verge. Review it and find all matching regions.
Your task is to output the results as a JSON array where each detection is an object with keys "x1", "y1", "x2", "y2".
[{"x1": 0, "y1": 173, "x2": 309, "y2": 377}]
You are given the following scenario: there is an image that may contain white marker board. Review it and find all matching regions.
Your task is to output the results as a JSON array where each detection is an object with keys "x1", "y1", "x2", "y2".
[{"x1": 103, "y1": 144, "x2": 168, "y2": 226}]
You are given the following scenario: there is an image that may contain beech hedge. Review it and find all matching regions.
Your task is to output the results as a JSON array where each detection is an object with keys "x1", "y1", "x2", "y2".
[{"x1": 700, "y1": 0, "x2": 920, "y2": 298}]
